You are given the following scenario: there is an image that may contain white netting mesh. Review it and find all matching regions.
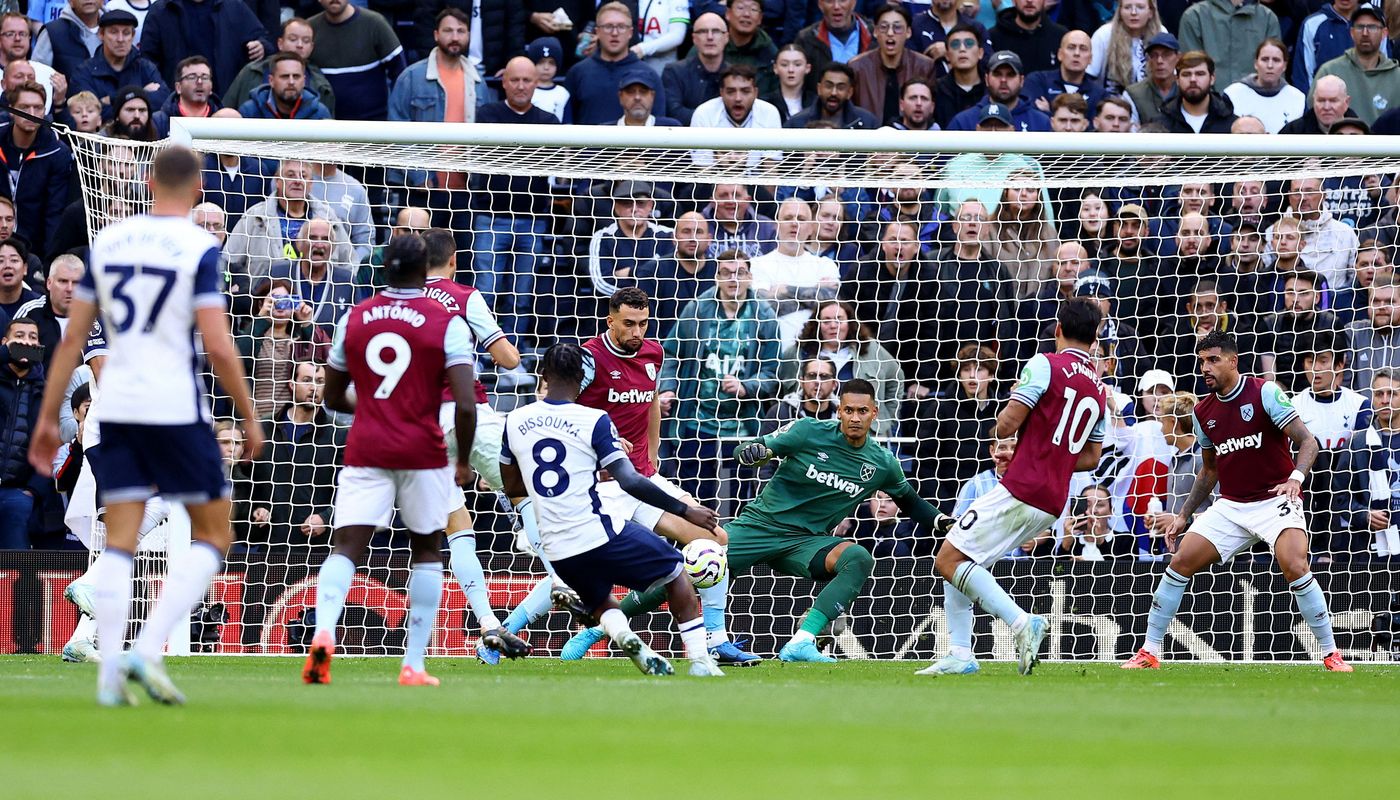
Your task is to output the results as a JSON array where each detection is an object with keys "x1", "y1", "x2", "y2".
[{"x1": 64, "y1": 124, "x2": 1400, "y2": 662}]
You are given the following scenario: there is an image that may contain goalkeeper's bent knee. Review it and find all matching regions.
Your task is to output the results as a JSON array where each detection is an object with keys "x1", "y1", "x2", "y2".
[{"x1": 835, "y1": 544, "x2": 874, "y2": 580}]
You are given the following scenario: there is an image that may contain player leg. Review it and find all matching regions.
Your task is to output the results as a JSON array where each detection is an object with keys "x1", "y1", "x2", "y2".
[
  {"x1": 450, "y1": 404, "x2": 530, "y2": 663},
  {"x1": 929, "y1": 486, "x2": 1057, "y2": 675},
  {"x1": 124, "y1": 425, "x2": 237, "y2": 705},
  {"x1": 1271, "y1": 521, "x2": 1351, "y2": 671},
  {"x1": 1124, "y1": 501, "x2": 1254, "y2": 668},
  {"x1": 914, "y1": 581, "x2": 980, "y2": 676},
  {"x1": 771, "y1": 538, "x2": 873, "y2": 663},
  {"x1": 304, "y1": 466, "x2": 395, "y2": 685},
  {"x1": 400, "y1": 528, "x2": 446, "y2": 687}
]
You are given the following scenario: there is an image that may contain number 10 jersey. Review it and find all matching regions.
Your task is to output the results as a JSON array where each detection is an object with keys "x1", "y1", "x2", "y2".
[
  {"x1": 1001, "y1": 348, "x2": 1109, "y2": 515},
  {"x1": 329, "y1": 287, "x2": 475, "y2": 470}
]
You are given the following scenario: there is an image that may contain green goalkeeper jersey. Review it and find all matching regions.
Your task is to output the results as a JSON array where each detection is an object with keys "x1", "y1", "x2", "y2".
[{"x1": 735, "y1": 417, "x2": 915, "y2": 537}]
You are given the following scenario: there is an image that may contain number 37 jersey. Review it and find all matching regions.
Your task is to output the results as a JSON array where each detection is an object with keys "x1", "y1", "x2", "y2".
[
  {"x1": 1001, "y1": 348, "x2": 1109, "y2": 515},
  {"x1": 329, "y1": 288, "x2": 475, "y2": 470},
  {"x1": 79, "y1": 214, "x2": 223, "y2": 425}
]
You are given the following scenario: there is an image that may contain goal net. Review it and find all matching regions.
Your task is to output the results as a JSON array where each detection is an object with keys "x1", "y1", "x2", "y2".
[{"x1": 65, "y1": 120, "x2": 1399, "y2": 663}]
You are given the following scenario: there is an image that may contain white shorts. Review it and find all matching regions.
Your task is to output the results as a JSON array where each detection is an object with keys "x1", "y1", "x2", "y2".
[
  {"x1": 1191, "y1": 496, "x2": 1307, "y2": 562},
  {"x1": 597, "y1": 472, "x2": 687, "y2": 532},
  {"x1": 947, "y1": 483, "x2": 1058, "y2": 568},
  {"x1": 440, "y1": 401, "x2": 506, "y2": 496},
  {"x1": 333, "y1": 465, "x2": 455, "y2": 533}
]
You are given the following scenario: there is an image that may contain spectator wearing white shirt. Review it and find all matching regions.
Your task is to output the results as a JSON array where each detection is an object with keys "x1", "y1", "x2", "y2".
[
  {"x1": 749, "y1": 198, "x2": 840, "y2": 347},
  {"x1": 690, "y1": 63, "x2": 782, "y2": 168},
  {"x1": 632, "y1": 0, "x2": 690, "y2": 73},
  {"x1": 1223, "y1": 38, "x2": 1305, "y2": 133}
]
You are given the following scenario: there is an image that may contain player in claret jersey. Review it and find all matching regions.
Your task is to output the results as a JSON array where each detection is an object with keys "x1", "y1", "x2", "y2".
[
  {"x1": 303, "y1": 234, "x2": 478, "y2": 688},
  {"x1": 919, "y1": 298, "x2": 1110, "y2": 677},
  {"x1": 1122, "y1": 331, "x2": 1353, "y2": 672},
  {"x1": 419, "y1": 229, "x2": 530, "y2": 664}
]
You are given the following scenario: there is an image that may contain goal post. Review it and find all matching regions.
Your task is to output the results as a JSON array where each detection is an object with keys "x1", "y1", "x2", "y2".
[{"x1": 66, "y1": 119, "x2": 1400, "y2": 663}]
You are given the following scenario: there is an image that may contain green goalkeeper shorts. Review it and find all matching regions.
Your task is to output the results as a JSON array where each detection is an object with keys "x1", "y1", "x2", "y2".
[{"x1": 726, "y1": 520, "x2": 844, "y2": 580}]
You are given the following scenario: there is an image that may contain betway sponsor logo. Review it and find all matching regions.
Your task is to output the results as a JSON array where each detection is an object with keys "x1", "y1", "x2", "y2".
[
  {"x1": 1215, "y1": 432, "x2": 1263, "y2": 456},
  {"x1": 608, "y1": 388, "x2": 655, "y2": 404},
  {"x1": 805, "y1": 463, "x2": 864, "y2": 497}
]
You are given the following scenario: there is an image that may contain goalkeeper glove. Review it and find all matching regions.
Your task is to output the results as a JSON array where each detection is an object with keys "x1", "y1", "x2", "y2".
[
  {"x1": 933, "y1": 513, "x2": 956, "y2": 536},
  {"x1": 736, "y1": 441, "x2": 773, "y2": 467}
]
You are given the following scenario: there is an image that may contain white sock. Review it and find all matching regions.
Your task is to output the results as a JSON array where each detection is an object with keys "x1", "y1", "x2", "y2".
[
  {"x1": 403, "y1": 561, "x2": 444, "y2": 672},
  {"x1": 791, "y1": 629, "x2": 816, "y2": 645},
  {"x1": 91, "y1": 548, "x2": 134, "y2": 686},
  {"x1": 599, "y1": 608, "x2": 633, "y2": 644},
  {"x1": 137, "y1": 498, "x2": 169, "y2": 539},
  {"x1": 134, "y1": 541, "x2": 222, "y2": 660},
  {"x1": 448, "y1": 531, "x2": 500, "y2": 631},
  {"x1": 313, "y1": 553, "x2": 356, "y2": 640},
  {"x1": 678, "y1": 616, "x2": 708, "y2": 661},
  {"x1": 67, "y1": 613, "x2": 98, "y2": 646}
]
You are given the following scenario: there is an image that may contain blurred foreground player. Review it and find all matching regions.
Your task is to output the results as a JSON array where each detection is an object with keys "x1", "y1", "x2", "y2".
[
  {"x1": 303, "y1": 234, "x2": 478, "y2": 688},
  {"x1": 920, "y1": 298, "x2": 1108, "y2": 677},
  {"x1": 1122, "y1": 331, "x2": 1352, "y2": 672},
  {"x1": 29, "y1": 145, "x2": 264, "y2": 706},
  {"x1": 500, "y1": 342, "x2": 725, "y2": 677}
]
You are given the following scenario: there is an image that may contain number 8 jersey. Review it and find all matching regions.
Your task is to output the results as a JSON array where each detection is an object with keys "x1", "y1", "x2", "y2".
[
  {"x1": 329, "y1": 287, "x2": 475, "y2": 470},
  {"x1": 1001, "y1": 348, "x2": 1109, "y2": 515},
  {"x1": 79, "y1": 214, "x2": 223, "y2": 425}
]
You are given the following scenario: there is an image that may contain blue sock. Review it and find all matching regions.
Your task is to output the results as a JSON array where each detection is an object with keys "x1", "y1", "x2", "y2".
[
  {"x1": 504, "y1": 575, "x2": 555, "y2": 634},
  {"x1": 314, "y1": 553, "x2": 356, "y2": 640},
  {"x1": 699, "y1": 571, "x2": 729, "y2": 646},
  {"x1": 952, "y1": 562, "x2": 1028, "y2": 632},
  {"x1": 1289, "y1": 573, "x2": 1337, "y2": 654},
  {"x1": 448, "y1": 531, "x2": 499, "y2": 630},
  {"x1": 1144, "y1": 568, "x2": 1189, "y2": 655},
  {"x1": 944, "y1": 580, "x2": 974, "y2": 660},
  {"x1": 403, "y1": 561, "x2": 444, "y2": 671}
]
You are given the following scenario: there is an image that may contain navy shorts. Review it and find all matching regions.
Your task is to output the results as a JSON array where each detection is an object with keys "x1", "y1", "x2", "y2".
[
  {"x1": 552, "y1": 521, "x2": 684, "y2": 612},
  {"x1": 90, "y1": 422, "x2": 229, "y2": 506}
]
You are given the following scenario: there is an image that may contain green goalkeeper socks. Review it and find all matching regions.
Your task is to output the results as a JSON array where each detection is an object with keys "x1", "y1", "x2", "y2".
[
  {"x1": 804, "y1": 545, "x2": 874, "y2": 635},
  {"x1": 619, "y1": 584, "x2": 668, "y2": 617}
]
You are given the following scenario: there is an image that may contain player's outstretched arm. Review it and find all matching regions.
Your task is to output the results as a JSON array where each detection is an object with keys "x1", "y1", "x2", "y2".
[
  {"x1": 1171, "y1": 449, "x2": 1220, "y2": 548},
  {"x1": 610, "y1": 456, "x2": 718, "y2": 533},
  {"x1": 322, "y1": 366, "x2": 354, "y2": 413},
  {"x1": 27, "y1": 298, "x2": 98, "y2": 476},
  {"x1": 447, "y1": 363, "x2": 477, "y2": 487},
  {"x1": 500, "y1": 459, "x2": 528, "y2": 499},
  {"x1": 889, "y1": 488, "x2": 956, "y2": 535},
  {"x1": 197, "y1": 305, "x2": 263, "y2": 462},
  {"x1": 734, "y1": 440, "x2": 774, "y2": 467},
  {"x1": 1074, "y1": 440, "x2": 1103, "y2": 472},
  {"x1": 485, "y1": 337, "x2": 520, "y2": 370}
]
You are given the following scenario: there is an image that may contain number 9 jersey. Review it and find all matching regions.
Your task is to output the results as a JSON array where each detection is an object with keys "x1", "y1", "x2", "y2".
[
  {"x1": 79, "y1": 214, "x2": 223, "y2": 425},
  {"x1": 1000, "y1": 348, "x2": 1109, "y2": 515},
  {"x1": 329, "y1": 287, "x2": 476, "y2": 470}
]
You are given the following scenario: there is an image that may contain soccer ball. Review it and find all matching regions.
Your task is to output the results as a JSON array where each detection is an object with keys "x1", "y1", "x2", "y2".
[{"x1": 682, "y1": 540, "x2": 726, "y2": 589}]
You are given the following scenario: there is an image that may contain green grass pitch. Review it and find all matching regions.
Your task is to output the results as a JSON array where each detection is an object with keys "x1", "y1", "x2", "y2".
[{"x1": 2, "y1": 656, "x2": 1396, "y2": 799}]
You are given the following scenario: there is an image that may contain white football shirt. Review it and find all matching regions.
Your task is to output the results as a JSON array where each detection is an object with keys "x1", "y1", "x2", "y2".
[
  {"x1": 502, "y1": 399, "x2": 626, "y2": 560},
  {"x1": 77, "y1": 214, "x2": 223, "y2": 425}
]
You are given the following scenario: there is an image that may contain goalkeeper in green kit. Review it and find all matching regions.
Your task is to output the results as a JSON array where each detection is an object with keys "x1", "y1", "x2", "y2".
[{"x1": 565, "y1": 378, "x2": 954, "y2": 662}]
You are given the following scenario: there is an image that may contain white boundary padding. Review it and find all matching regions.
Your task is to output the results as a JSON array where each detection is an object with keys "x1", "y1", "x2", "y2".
[{"x1": 169, "y1": 117, "x2": 1400, "y2": 158}]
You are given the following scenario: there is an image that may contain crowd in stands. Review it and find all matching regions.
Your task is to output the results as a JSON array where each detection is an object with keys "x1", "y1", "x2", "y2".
[{"x1": 2, "y1": 0, "x2": 1400, "y2": 567}]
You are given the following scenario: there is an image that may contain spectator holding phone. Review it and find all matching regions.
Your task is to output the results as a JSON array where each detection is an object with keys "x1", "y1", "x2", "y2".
[
  {"x1": 236, "y1": 277, "x2": 319, "y2": 420},
  {"x1": 1060, "y1": 484, "x2": 1134, "y2": 560}
]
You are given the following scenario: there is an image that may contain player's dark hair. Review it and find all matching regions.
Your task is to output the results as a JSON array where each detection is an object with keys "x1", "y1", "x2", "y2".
[
  {"x1": 150, "y1": 145, "x2": 201, "y2": 190},
  {"x1": 541, "y1": 341, "x2": 587, "y2": 386},
  {"x1": 422, "y1": 228, "x2": 456, "y2": 270},
  {"x1": 1196, "y1": 329, "x2": 1238, "y2": 355},
  {"x1": 382, "y1": 233, "x2": 428, "y2": 285},
  {"x1": 1057, "y1": 297, "x2": 1102, "y2": 345},
  {"x1": 609, "y1": 286, "x2": 650, "y2": 314},
  {"x1": 840, "y1": 377, "x2": 877, "y2": 400}
]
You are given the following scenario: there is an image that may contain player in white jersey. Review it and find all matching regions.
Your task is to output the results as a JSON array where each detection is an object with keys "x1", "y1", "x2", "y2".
[
  {"x1": 29, "y1": 146, "x2": 263, "y2": 706},
  {"x1": 419, "y1": 229, "x2": 531, "y2": 665},
  {"x1": 500, "y1": 343, "x2": 724, "y2": 677}
]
